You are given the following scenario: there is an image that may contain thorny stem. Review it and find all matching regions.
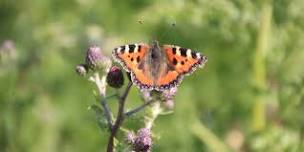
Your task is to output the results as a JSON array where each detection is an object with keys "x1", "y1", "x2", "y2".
[
  {"x1": 94, "y1": 73, "x2": 113, "y2": 129},
  {"x1": 145, "y1": 102, "x2": 162, "y2": 129},
  {"x1": 107, "y1": 81, "x2": 133, "y2": 152}
]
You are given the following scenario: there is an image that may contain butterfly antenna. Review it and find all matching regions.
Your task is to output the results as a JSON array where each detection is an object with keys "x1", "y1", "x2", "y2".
[
  {"x1": 149, "y1": 36, "x2": 158, "y2": 45},
  {"x1": 171, "y1": 21, "x2": 177, "y2": 44},
  {"x1": 137, "y1": 18, "x2": 151, "y2": 43}
]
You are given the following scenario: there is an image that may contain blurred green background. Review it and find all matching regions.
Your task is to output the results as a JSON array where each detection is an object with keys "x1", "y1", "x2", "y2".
[{"x1": 1, "y1": 0, "x2": 304, "y2": 151}]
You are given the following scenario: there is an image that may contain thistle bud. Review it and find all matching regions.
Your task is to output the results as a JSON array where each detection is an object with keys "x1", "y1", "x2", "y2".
[
  {"x1": 125, "y1": 131, "x2": 136, "y2": 144},
  {"x1": 106, "y1": 66, "x2": 124, "y2": 88},
  {"x1": 133, "y1": 128, "x2": 152, "y2": 152},
  {"x1": 85, "y1": 46, "x2": 111, "y2": 71},
  {"x1": 141, "y1": 90, "x2": 152, "y2": 102},
  {"x1": 161, "y1": 87, "x2": 177, "y2": 109},
  {"x1": 164, "y1": 99, "x2": 174, "y2": 109},
  {"x1": 0, "y1": 40, "x2": 17, "y2": 64},
  {"x1": 75, "y1": 64, "x2": 88, "y2": 76}
]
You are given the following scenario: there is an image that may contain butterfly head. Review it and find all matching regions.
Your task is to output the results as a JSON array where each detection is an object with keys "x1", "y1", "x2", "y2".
[
  {"x1": 151, "y1": 40, "x2": 159, "y2": 48},
  {"x1": 150, "y1": 40, "x2": 161, "y2": 59}
]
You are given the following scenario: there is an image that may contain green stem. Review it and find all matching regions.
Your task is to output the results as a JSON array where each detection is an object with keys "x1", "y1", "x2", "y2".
[
  {"x1": 94, "y1": 73, "x2": 113, "y2": 129},
  {"x1": 252, "y1": 1, "x2": 272, "y2": 131},
  {"x1": 145, "y1": 102, "x2": 161, "y2": 129},
  {"x1": 191, "y1": 120, "x2": 232, "y2": 152}
]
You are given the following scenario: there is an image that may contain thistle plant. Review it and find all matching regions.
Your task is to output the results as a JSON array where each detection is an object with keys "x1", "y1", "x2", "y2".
[{"x1": 76, "y1": 46, "x2": 175, "y2": 152}]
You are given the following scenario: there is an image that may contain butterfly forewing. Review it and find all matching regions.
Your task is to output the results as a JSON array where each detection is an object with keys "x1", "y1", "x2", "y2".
[
  {"x1": 154, "y1": 45, "x2": 207, "y2": 90},
  {"x1": 112, "y1": 43, "x2": 154, "y2": 89},
  {"x1": 162, "y1": 45, "x2": 207, "y2": 74}
]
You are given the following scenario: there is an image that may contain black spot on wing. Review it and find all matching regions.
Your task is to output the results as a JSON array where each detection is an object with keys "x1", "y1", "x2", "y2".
[
  {"x1": 120, "y1": 46, "x2": 125, "y2": 54},
  {"x1": 136, "y1": 56, "x2": 140, "y2": 62},
  {"x1": 172, "y1": 47, "x2": 176, "y2": 54},
  {"x1": 173, "y1": 58, "x2": 178, "y2": 65},
  {"x1": 138, "y1": 45, "x2": 141, "y2": 52},
  {"x1": 191, "y1": 52, "x2": 197, "y2": 59},
  {"x1": 129, "y1": 44, "x2": 135, "y2": 53},
  {"x1": 180, "y1": 48, "x2": 187, "y2": 57}
]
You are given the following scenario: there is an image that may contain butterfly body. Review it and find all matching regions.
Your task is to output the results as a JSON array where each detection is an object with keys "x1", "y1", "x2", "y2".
[
  {"x1": 140, "y1": 41, "x2": 173, "y2": 85},
  {"x1": 113, "y1": 40, "x2": 207, "y2": 91}
]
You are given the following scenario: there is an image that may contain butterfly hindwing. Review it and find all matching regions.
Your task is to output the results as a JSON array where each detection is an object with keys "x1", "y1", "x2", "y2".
[
  {"x1": 112, "y1": 43, "x2": 153, "y2": 89},
  {"x1": 155, "y1": 45, "x2": 207, "y2": 90},
  {"x1": 155, "y1": 70, "x2": 180, "y2": 90}
]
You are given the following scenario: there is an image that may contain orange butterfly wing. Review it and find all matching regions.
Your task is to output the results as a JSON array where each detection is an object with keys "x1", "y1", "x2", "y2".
[
  {"x1": 112, "y1": 43, "x2": 153, "y2": 90},
  {"x1": 155, "y1": 45, "x2": 208, "y2": 90}
]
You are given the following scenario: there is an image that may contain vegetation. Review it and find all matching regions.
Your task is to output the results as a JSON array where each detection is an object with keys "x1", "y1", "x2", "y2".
[{"x1": 1, "y1": 0, "x2": 304, "y2": 151}]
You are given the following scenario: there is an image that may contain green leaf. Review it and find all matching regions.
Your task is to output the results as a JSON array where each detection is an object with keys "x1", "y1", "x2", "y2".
[
  {"x1": 159, "y1": 110, "x2": 174, "y2": 116},
  {"x1": 191, "y1": 120, "x2": 233, "y2": 152},
  {"x1": 88, "y1": 104, "x2": 108, "y2": 131}
]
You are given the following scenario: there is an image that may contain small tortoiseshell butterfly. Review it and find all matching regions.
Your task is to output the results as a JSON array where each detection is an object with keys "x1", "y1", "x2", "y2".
[{"x1": 112, "y1": 40, "x2": 208, "y2": 91}]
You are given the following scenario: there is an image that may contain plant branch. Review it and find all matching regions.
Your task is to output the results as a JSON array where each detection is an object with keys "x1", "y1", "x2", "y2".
[
  {"x1": 94, "y1": 73, "x2": 113, "y2": 129},
  {"x1": 124, "y1": 99, "x2": 155, "y2": 117},
  {"x1": 105, "y1": 93, "x2": 119, "y2": 100},
  {"x1": 107, "y1": 81, "x2": 132, "y2": 152},
  {"x1": 100, "y1": 97, "x2": 113, "y2": 129}
]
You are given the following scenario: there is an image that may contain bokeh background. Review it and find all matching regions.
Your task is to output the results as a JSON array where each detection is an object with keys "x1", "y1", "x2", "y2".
[{"x1": 1, "y1": 0, "x2": 304, "y2": 151}]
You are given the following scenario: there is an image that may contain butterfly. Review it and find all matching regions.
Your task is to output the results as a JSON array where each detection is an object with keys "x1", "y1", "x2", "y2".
[{"x1": 112, "y1": 40, "x2": 207, "y2": 91}]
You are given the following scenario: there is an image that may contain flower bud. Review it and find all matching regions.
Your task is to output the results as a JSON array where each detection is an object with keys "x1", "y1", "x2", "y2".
[
  {"x1": 164, "y1": 99, "x2": 174, "y2": 109},
  {"x1": 125, "y1": 131, "x2": 136, "y2": 144},
  {"x1": 75, "y1": 64, "x2": 88, "y2": 76},
  {"x1": 85, "y1": 46, "x2": 111, "y2": 71},
  {"x1": 0, "y1": 40, "x2": 17, "y2": 64},
  {"x1": 162, "y1": 87, "x2": 177, "y2": 99},
  {"x1": 106, "y1": 66, "x2": 124, "y2": 88},
  {"x1": 161, "y1": 87, "x2": 177, "y2": 109},
  {"x1": 133, "y1": 128, "x2": 152, "y2": 152},
  {"x1": 141, "y1": 90, "x2": 152, "y2": 102}
]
